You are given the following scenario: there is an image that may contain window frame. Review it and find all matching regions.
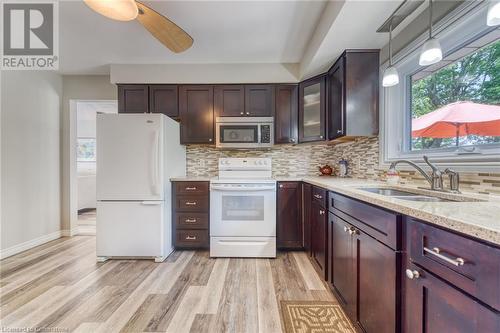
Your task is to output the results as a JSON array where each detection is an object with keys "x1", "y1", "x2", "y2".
[{"x1": 380, "y1": 1, "x2": 500, "y2": 172}]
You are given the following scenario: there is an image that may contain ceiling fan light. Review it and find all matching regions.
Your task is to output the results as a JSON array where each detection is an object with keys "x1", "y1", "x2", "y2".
[
  {"x1": 487, "y1": 1, "x2": 500, "y2": 26},
  {"x1": 419, "y1": 38, "x2": 442, "y2": 66},
  {"x1": 382, "y1": 66, "x2": 399, "y2": 87},
  {"x1": 84, "y1": 0, "x2": 138, "y2": 21}
]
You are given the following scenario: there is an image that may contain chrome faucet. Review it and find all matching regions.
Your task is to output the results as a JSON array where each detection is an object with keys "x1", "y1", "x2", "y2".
[
  {"x1": 388, "y1": 156, "x2": 445, "y2": 191},
  {"x1": 444, "y1": 168, "x2": 460, "y2": 193}
]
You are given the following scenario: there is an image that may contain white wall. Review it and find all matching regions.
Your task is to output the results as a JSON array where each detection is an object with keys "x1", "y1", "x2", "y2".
[
  {"x1": 1, "y1": 71, "x2": 63, "y2": 256},
  {"x1": 61, "y1": 75, "x2": 117, "y2": 233}
]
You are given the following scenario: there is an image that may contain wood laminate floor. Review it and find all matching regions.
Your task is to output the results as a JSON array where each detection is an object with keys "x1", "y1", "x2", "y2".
[{"x1": 0, "y1": 236, "x2": 337, "y2": 333}]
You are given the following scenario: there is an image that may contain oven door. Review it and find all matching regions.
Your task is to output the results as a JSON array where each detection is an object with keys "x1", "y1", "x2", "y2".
[
  {"x1": 216, "y1": 124, "x2": 260, "y2": 148},
  {"x1": 210, "y1": 184, "x2": 276, "y2": 237}
]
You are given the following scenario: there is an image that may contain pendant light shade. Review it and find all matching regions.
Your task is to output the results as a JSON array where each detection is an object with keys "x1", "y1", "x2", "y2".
[
  {"x1": 419, "y1": 0, "x2": 442, "y2": 66},
  {"x1": 84, "y1": 0, "x2": 138, "y2": 21},
  {"x1": 383, "y1": 66, "x2": 400, "y2": 87},
  {"x1": 419, "y1": 37, "x2": 443, "y2": 66},
  {"x1": 487, "y1": 0, "x2": 500, "y2": 26}
]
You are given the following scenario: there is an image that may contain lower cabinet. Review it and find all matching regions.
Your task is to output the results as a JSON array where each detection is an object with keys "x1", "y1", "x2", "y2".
[
  {"x1": 277, "y1": 181, "x2": 302, "y2": 249},
  {"x1": 302, "y1": 183, "x2": 312, "y2": 254},
  {"x1": 311, "y1": 199, "x2": 327, "y2": 279}
]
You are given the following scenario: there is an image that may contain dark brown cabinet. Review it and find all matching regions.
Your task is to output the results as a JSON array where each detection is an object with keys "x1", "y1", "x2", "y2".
[
  {"x1": 179, "y1": 85, "x2": 214, "y2": 144},
  {"x1": 327, "y1": 50, "x2": 379, "y2": 140},
  {"x1": 299, "y1": 75, "x2": 326, "y2": 143},
  {"x1": 404, "y1": 262, "x2": 500, "y2": 333},
  {"x1": 214, "y1": 85, "x2": 245, "y2": 117},
  {"x1": 302, "y1": 183, "x2": 312, "y2": 254},
  {"x1": 277, "y1": 182, "x2": 302, "y2": 249},
  {"x1": 149, "y1": 85, "x2": 178, "y2": 118},
  {"x1": 245, "y1": 85, "x2": 274, "y2": 117},
  {"x1": 310, "y1": 188, "x2": 327, "y2": 279},
  {"x1": 118, "y1": 84, "x2": 149, "y2": 113},
  {"x1": 275, "y1": 84, "x2": 298, "y2": 144}
]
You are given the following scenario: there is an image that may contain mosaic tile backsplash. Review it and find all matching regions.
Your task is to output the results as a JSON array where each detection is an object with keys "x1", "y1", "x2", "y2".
[{"x1": 186, "y1": 137, "x2": 500, "y2": 196}]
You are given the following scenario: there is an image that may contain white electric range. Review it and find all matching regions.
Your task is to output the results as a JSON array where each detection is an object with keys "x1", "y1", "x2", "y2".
[{"x1": 210, "y1": 158, "x2": 276, "y2": 258}]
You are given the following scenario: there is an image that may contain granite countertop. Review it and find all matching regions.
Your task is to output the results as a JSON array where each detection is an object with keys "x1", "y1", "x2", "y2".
[{"x1": 301, "y1": 176, "x2": 500, "y2": 246}]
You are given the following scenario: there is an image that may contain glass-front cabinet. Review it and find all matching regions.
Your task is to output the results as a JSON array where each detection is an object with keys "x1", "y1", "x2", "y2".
[{"x1": 299, "y1": 75, "x2": 326, "y2": 143}]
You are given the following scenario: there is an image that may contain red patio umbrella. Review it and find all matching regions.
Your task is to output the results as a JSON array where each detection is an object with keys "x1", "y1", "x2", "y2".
[{"x1": 412, "y1": 101, "x2": 500, "y2": 146}]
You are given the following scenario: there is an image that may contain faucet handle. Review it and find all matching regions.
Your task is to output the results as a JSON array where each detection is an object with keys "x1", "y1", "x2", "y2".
[
  {"x1": 444, "y1": 168, "x2": 460, "y2": 193},
  {"x1": 423, "y1": 155, "x2": 438, "y2": 172}
]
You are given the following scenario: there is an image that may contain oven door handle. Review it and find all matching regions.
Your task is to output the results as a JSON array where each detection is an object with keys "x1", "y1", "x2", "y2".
[{"x1": 210, "y1": 185, "x2": 276, "y2": 192}]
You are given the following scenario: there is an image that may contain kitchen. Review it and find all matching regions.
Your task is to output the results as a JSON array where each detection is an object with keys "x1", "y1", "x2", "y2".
[{"x1": 1, "y1": 1, "x2": 500, "y2": 332}]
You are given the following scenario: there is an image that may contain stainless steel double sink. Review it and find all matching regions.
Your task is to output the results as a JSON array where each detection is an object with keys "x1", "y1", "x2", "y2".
[{"x1": 358, "y1": 187, "x2": 462, "y2": 202}]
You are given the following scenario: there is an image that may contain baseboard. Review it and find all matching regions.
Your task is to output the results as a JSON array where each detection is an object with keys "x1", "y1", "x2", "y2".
[
  {"x1": 77, "y1": 225, "x2": 96, "y2": 236},
  {"x1": 61, "y1": 228, "x2": 79, "y2": 237},
  {"x1": 0, "y1": 230, "x2": 63, "y2": 259}
]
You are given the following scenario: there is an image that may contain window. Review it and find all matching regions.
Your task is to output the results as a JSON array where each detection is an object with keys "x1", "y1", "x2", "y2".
[
  {"x1": 381, "y1": 1, "x2": 500, "y2": 170},
  {"x1": 77, "y1": 138, "x2": 96, "y2": 162},
  {"x1": 410, "y1": 36, "x2": 500, "y2": 151}
]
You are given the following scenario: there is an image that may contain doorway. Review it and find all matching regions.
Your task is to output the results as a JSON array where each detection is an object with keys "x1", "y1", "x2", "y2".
[{"x1": 72, "y1": 100, "x2": 117, "y2": 235}]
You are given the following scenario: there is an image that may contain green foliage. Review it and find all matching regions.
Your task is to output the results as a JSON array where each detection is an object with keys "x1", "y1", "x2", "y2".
[{"x1": 411, "y1": 39, "x2": 500, "y2": 149}]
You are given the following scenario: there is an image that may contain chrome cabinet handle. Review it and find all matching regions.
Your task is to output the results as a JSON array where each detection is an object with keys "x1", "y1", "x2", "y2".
[
  {"x1": 208, "y1": 138, "x2": 213, "y2": 142},
  {"x1": 290, "y1": 138, "x2": 295, "y2": 143},
  {"x1": 240, "y1": 112, "x2": 244, "y2": 115},
  {"x1": 185, "y1": 218, "x2": 197, "y2": 223},
  {"x1": 348, "y1": 227, "x2": 358, "y2": 235},
  {"x1": 337, "y1": 129, "x2": 342, "y2": 134},
  {"x1": 405, "y1": 269, "x2": 420, "y2": 280},
  {"x1": 279, "y1": 184, "x2": 283, "y2": 188},
  {"x1": 185, "y1": 187, "x2": 197, "y2": 190},
  {"x1": 185, "y1": 236, "x2": 197, "y2": 240},
  {"x1": 246, "y1": 112, "x2": 250, "y2": 115},
  {"x1": 424, "y1": 247, "x2": 465, "y2": 266},
  {"x1": 185, "y1": 201, "x2": 197, "y2": 206},
  {"x1": 343, "y1": 226, "x2": 349, "y2": 233},
  {"x1": 319, "y1": 210, "x2": 325, "y2": 215},
  {"x1": 320, "y1": 135, "x2": 324, "y2": 139},
  {"x1": 313, "y1": 194, "x2": 323, "y2": 199}
]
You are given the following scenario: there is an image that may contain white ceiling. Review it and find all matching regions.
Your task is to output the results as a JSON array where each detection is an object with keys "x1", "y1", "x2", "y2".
[{"x1": 59, "y1": 0, "x2": 407, "y2": 78}]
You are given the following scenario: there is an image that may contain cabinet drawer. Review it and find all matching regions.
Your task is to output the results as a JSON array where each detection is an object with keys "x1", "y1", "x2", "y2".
[
  {"x1": 175, "y1": 213, "x2": 208, "y2": 229},
  {"x1": 175, "y1": 182, "x2": 209, "y2": 195},
  {"x1": 176, "y1": 196, "x2": 209, "y2": 212},
  {"x1": 330, "y1": 192, "x2": 400, "y2": 249},
  {"x1": 312, "y1": 186, "x2": 327, "y2": 207},
  {"x1": 407, "y1": 218, "x2": 500, "y2": 311},
  {"x1": 175, "y1": 230, "x2": 209, "y2": 248}
]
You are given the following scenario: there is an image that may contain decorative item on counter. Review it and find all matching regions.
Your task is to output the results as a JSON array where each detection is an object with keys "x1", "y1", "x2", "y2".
[
  {"x1": 386, "y1": 167, "x2": 400, "y2": 185},
  {"x1": 338, "y1": 159, "x2": 348, "y2": 177},
  {"x1": 318, "y1": 164, "x2": 333, "y2": 176}
]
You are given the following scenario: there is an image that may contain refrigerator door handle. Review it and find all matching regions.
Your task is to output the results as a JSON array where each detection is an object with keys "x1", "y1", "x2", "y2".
[
  {"x1": 154, "y1": 129, "x2": 160, "y2": 195},
  {"x1": 150, "y1": 129, "x2": 160, "y2": 196}
]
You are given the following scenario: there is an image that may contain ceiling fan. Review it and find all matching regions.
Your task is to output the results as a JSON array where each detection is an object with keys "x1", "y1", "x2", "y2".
[{"x1": 83, "y1": 0, "x2": 193, "y2": 53}]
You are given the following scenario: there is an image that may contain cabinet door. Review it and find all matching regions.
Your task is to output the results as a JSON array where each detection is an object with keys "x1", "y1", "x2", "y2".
[
  {"x1": 331, "y1": 214, "x2": 356, "y2": 317},
  {"x1": 277, "y1": 182, "x2": 302, "y2": 249},
  {"x1": 214, "y1": 85, "x2": 245, "y2": 117},
  {"x1": 311, "y1": 201, "x2": 327, "y2": 279},
  {"x1": 275, "y1": 84, "x2": 298, "y2": 144},
  {"x1": 118, "y1": 84, "x2": 149, "y2": 113},
  {"x1": 149, "y1": 85, "x2": 178, "y2": 118},
  {"x1": 179, "y1": 85, "x2": 214, "y2": 144},
  {"x1": 357, "y1": 230, "x2": 397, "y2": 333},
  {"x1": 328, "y1": 57, "x2": 344, "y2": 139},
  {"x1": 245, "y1": 85, "x2": 274, "y2": 116},
  {"x1": 302, "y1": 183, "x2": 312, "y2": 254},
  {"x1": 405, "y1": 263, "x2": 500, "y2": 333},
  {"x1": 299, "y1": 76, "x2": 326, "y2": 143}
]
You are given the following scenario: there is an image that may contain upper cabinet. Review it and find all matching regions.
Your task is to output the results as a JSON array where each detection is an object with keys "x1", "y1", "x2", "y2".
[
  {"x1": 327, "y1": 50, "x2": 379, "y2": 140},
  {"x1": 214, "y1": 85, "x2": 245, "y2": 117},
  {"x1": 118, "y1": 84, "x2": 149, "y2": 113},
  {"x1": 179, "y1": 85, "x2": 214, "y2": 144},
  {"x1": 275, "y1": 84, "x2": 298, "y2": 144},
  {"x1": 149, "y1": 85, "x2": 179, "y2": 118},
  {"x1": 245, "y1": 85, "x2": 274, "y2": 117},
  {"x1": 298, "y1": 75, "x2": 326, "y2": 143}
]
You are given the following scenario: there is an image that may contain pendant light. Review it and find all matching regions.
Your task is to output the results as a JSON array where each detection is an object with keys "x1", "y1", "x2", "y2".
[
  {"x1": 84, "y1": 0, "x2": 138, "y2": 21},
  {"x1": 419, "y1": 0, "x2": 443, "y2": 66},
  {"x1": 487, "y1": 0, "x2": 500, "y2": 26},
  {"x1": 383, "y1": 19, "x2": 399, "y2": 87}
]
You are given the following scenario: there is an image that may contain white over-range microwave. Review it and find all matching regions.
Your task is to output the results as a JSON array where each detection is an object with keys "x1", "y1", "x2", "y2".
[{"x1": 216, "y1": 117, "x2": 274, "y2": 149}]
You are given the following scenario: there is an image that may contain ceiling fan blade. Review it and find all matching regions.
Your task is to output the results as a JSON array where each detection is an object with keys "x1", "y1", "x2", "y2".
[{"x1": 135, "y1": 1, "x2": 193, "y2": 53}]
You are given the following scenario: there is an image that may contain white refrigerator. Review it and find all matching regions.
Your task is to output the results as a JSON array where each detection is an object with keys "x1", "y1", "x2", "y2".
[{"x1": 96, "y1": 113, "x2": 185, "y2": 262}]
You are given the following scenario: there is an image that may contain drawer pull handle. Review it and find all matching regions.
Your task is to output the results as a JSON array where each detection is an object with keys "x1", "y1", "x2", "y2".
[
  {"x1": 185, "y1": 202, "x2": 197, "y2": 206},
  {"x1": 348, "y1": 227, "x2": 358, "y2": 235},
  {"x1": 343, "y1": 226, "x2": 349, "y2": 233},
  {"x1": 185, "y1": 187, "x2": 197, "y2": 190},
  {"x1": 424, "y1": 247, "x2": 465, "y2": 266},
  {"x1": 314, "y1": 194, "x2": 323, "y2": 199},
  {"x1": 185, "y1": 218, "x2": 197, "y2": 223},
  {"x1": 405, "y1": 269, "x2": 420, "y2": 280},
  {"x1": 319, "y1": 209, "x2": 325, "y2": 215},
  {"x1": 185, "y1": 236, "x2": 197, "y2": 240}
]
